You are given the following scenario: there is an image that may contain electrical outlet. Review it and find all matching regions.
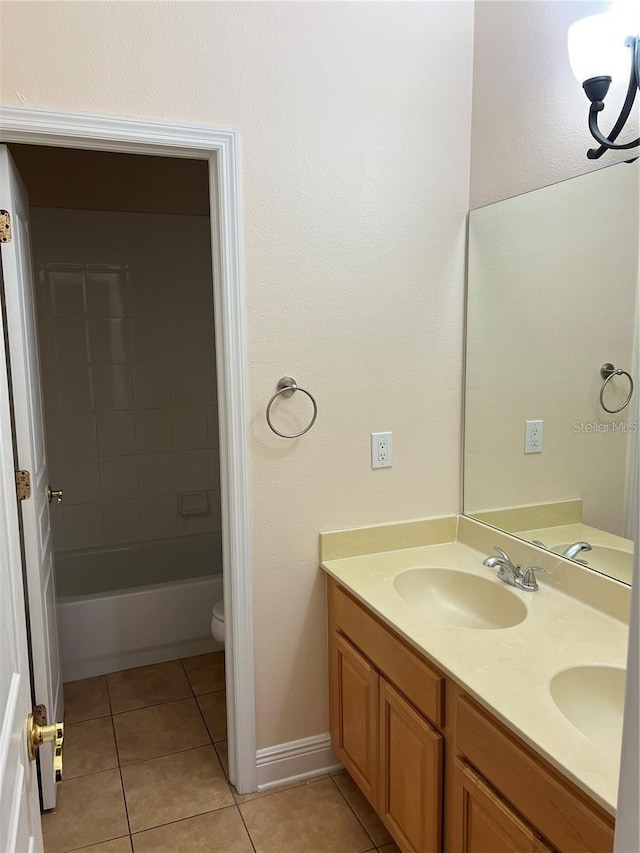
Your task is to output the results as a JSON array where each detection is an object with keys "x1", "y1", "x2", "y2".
[
  {"x1": 524, "y1": 420, "x2": 543, "y2": 454},
  {"x1": 371, "y1": 432, "x2": 393, "y2": 468}
]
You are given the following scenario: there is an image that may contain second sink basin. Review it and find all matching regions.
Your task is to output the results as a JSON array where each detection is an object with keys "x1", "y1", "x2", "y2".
[
  {"x1": 550, "y1": 666, "x2": 626, "y2": 751},
  {"x1": 393, "y1": 568, "x2": 527, "y2": 630}
]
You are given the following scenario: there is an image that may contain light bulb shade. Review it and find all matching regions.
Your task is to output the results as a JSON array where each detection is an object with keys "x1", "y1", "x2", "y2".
[{"x1": 568, "y1": 3, "x2": 639, "y2": 85}]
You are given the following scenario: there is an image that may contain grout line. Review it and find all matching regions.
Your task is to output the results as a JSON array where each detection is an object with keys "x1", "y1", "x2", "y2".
[
  {"x1": 128, "y1": 801, "x2": 239, "y2": 839},
  {"x1": 62, "y1": 832, "x2": 131, "y2": 853},
  {"x1": 235, "y1": 801, "x2": 258, "y2": 853},
  {"x1": 179, "y1": 657, "x2": 197, "y2": 698},
  {"x1": 105, "y1": 681, "x2": 134, "y2": 841},
  {"x1": 232, "y1": 774, "x2": 330, "y2": 807},
  {"x1": 110, "y1": 693, "x2": 210, "y2": 717},
  {"x1": 329, "y1": 773, "x2": 380, "y2": 848}
]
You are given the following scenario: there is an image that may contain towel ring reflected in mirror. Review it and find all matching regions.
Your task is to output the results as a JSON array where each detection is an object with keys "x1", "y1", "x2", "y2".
[{"x1": 266, "y1": 377, "x2": 318, "y2": 438}]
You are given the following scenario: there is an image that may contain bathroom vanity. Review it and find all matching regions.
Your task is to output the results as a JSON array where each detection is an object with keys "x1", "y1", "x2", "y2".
[{"x1": 321, "y1": 519, "x2": 628, "y2": 853}]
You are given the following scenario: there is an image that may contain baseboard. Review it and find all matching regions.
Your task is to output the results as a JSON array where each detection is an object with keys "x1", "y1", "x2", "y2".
[{"x1": 255, "y1": 733, "x2": 342, "y2": 791}]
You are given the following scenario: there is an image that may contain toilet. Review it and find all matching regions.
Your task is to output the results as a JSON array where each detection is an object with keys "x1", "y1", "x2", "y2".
[{"x1": 211, "y1": 599, "x2": 225, "y2": 645}]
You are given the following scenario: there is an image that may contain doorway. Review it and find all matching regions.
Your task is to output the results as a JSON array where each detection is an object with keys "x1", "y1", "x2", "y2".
[{"x1": 0, "y1": 107, "x2": 255, "y2": 817}]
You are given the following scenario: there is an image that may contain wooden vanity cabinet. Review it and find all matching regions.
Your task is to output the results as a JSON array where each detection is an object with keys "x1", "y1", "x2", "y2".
[
  {"x1": 379, "y1": 679, "x2": 443, "y2": 852},
  {"x1": 327, "y1": 577, "x2": 615, "y2": 853},
  {"x1": 329, "y1": 632, "x2": 379, "y2": 807},
  {"x1": 454, "y1": 760, "x2": 553, "y2": 853}
]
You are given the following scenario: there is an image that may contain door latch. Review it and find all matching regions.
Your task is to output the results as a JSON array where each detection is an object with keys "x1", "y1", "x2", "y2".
[{"x1": 27, "y1": 704, "x2": 64, "y2": 781}]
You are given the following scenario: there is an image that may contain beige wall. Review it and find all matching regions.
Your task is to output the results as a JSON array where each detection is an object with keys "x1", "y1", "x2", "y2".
[
  {"x1": 470, "y1": 0, "x2": 638, "y2": 209},
  {"x1": 0, "y1": 2, "x2": 475, "y2": 749},
  {"x1": 465, "y1": 162, "x2": 639, "y2": 535}
]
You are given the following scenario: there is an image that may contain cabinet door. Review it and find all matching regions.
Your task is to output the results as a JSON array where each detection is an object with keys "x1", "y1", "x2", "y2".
[
  {"x1": 329, "y1": 632, "x2": 379, "y2": 807},
  {"x1": 454, "y1": 760, "x2": 554, "y2": 853},
  {"x1": 379, "y1": 679, "x2": 443, "y2": 853}
]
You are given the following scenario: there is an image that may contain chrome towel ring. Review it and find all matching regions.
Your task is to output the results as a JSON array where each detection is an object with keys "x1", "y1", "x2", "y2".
[
  {"x1": 599, "y1": 362, "x2": 634, "y2": 414},
  {"x1": 266, "y1": 377, "x2": 318, "y2": 438}
]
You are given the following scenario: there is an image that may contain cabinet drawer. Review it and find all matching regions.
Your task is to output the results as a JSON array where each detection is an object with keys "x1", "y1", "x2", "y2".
[
  {"x1": 456, "y1": 696, "x2": 614, "y2": 853},
  {"x1": 328, "y1": 579, "x2": 445, "y2": 728}
]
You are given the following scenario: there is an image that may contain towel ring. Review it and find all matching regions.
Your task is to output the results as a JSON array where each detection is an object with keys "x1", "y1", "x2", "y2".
[
  {"x1": 599, "y1": 363, "x2": 634, "y2": 414},
  {"x1": 266, "y1": 377, "x2": 318, "y2": 438}
]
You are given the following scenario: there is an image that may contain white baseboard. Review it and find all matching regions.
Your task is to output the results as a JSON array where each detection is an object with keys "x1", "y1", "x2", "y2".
[{"x1": 256, "y1": 733, "x2": 342, "y2": 791}]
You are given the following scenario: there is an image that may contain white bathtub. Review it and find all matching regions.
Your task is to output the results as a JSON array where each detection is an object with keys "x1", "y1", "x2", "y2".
[{"x1": 55, "y1": 533, "x2": 223, "y2": 681}]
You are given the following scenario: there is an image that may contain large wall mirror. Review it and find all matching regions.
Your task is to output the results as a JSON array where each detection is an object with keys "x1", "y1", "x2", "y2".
[{"x1": 464, "y1": 160, "x2": 639, "y2": 585}]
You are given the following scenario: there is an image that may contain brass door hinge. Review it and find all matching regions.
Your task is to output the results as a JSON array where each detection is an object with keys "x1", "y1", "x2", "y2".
[
  {"x1": 0, "y1": 211, "x2": 11, "y2": 243},
  {"x1": 15, "y1": 470, "x2": 31, "y2": 501}
]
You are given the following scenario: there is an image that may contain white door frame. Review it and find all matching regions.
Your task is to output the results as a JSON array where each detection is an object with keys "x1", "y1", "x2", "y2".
[{"x1": 0, "y1": 105, "x2": 256, "y2": 794}]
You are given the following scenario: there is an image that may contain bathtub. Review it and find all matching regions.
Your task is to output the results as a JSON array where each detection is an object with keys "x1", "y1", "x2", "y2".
[{"x1": 55, "y1": 533, "x2": 223, "y2": 681}]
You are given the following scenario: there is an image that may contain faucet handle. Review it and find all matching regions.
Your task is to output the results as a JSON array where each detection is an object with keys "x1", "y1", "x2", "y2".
[
  {"x1": 521, "y1": 566, "x2": 545, "y2": 591},
  {"x1": 493, "y1": 547, "x2": 513, "y2": 564}
]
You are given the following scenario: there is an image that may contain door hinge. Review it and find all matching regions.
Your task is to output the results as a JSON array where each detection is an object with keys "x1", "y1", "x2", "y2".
[
  {"x1": 15, "y1": 470, "x2": 31, "y2": 501},
  {"x1": 0, "y1": 211, "x2": 11, "y2": 243}
]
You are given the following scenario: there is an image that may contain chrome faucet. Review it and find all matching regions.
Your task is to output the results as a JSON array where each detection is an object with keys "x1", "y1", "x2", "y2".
[
  {"x1": 482, "y1": 547, "x2": 544, "y2": 592},
  {"x1": 561, "y1": 541, "x2": 592, "y2": 561}
]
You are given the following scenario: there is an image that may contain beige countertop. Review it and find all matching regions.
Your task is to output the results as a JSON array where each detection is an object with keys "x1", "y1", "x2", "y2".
[{"x1": 321, "y1": 522, "x2": 629, "y2": 816}]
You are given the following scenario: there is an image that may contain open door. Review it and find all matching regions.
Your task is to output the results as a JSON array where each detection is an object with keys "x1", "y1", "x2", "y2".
[
  {"x1": 0, "y1": 241, "x2": 43, "y2": 849},
  {"x1": 0, "y1": 145, "x2": 63, "y2": 811}
]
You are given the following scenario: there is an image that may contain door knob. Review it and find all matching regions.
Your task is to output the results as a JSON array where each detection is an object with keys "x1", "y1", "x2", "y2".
[
  {"x1": 47, "y1": 486, "x2": 63, "y2": 505},
  {"x1": 27, "y1": 704, "x2": 64, "y2": 781}
]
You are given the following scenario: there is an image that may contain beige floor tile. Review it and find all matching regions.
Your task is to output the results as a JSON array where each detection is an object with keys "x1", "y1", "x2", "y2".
[
  {"x1": 182, "y1": 652, "x2": 225, "y2": 694},
  {"x1": 64, "y1": 676, "x2": 111, "y2": 723},
  {"x1": 333, "y1": 771, "x2": 392, "y2": 847},
  {"x1": 107, "y1": 661, "x2": 191, "y2": 713},
  {"x1": 41, "y1": 769, "x2": 128, "y2": 853},
  {"x1": 131, "y1": 806, "x2": 253, "y2": 853},
  {"x1": 71, "y1": 838, "x2": 133, "y2": 853},
  {"x1": 215, "y1": 739, "x2": 229, "y2": 778},
  {"x1": 122, "y1": 745, "x2": 234, "y2": 833},
  {"x1": 239, "y1": 777, "x2": 373, "y2": 853},
  {"x1": 113, "y1": 698, "x2": 210, "y2": 765},
  {"x1": 196, "y1": 690, "x2": 227, "y2": 742},
  {"x1": 233, "y1": 774, "x2": 329, "y2": 805},
  {"x1": 63, "y1": 717, "x2": 118, "y2": 779}
]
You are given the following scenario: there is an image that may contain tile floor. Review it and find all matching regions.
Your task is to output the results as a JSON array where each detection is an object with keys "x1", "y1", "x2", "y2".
[{"x1": 44, "y1": 655, "x2": 400, "y2": 853}]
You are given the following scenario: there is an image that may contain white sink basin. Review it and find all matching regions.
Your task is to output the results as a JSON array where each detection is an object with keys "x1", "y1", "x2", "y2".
[
  {"x1": 550, "y1": 666, "x2": 626, "y2": 751},
  {"x1": 552, "y1": 543, "x2": 633, "y2": 584},
  {"x1": 393, "y1": 568, "x2": 527, "y2": 630}
]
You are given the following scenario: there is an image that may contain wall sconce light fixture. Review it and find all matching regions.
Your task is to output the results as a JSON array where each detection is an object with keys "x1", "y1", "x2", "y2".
[{"x1": 568, "y1": 2, "x2": 639, "y2": 159}]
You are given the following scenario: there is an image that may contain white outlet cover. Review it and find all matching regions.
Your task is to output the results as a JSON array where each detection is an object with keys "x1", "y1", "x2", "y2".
[{"x1": 371, "y1": 432, "x2": 393, "y2": 468}]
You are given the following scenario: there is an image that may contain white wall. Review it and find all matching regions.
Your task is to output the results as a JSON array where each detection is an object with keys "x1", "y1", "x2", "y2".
[
  {"x1": 0, "y1": 1, "x2": 475, "y2": 749},
  {"x1": 470, "y1": 0, "x2": 639, "y2": 209},
  {"x1": 31, "y1": 209, "x2": 221, "y2": 554}
]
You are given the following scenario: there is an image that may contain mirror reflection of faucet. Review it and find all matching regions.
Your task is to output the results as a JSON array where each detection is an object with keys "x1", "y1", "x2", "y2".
[
  {"x1": 531, "y1": 539, "x2": 591, "y2": 565},
  {"x1": 482, "y1": 547, "x2": 544, "y2": 592},
  {"x1": 562, "y1": 541, "x2": 592, "y2": 561}
]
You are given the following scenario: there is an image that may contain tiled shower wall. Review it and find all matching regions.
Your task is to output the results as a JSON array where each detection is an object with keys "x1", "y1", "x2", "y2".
[{"x1": 31, "y1": 209, "x2": 220, "y2": 552}]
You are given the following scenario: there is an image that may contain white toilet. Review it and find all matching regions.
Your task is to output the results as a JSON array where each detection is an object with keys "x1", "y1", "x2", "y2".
[{"x1": 211, "y1": 599, "x2": 225, "y2": 645}]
